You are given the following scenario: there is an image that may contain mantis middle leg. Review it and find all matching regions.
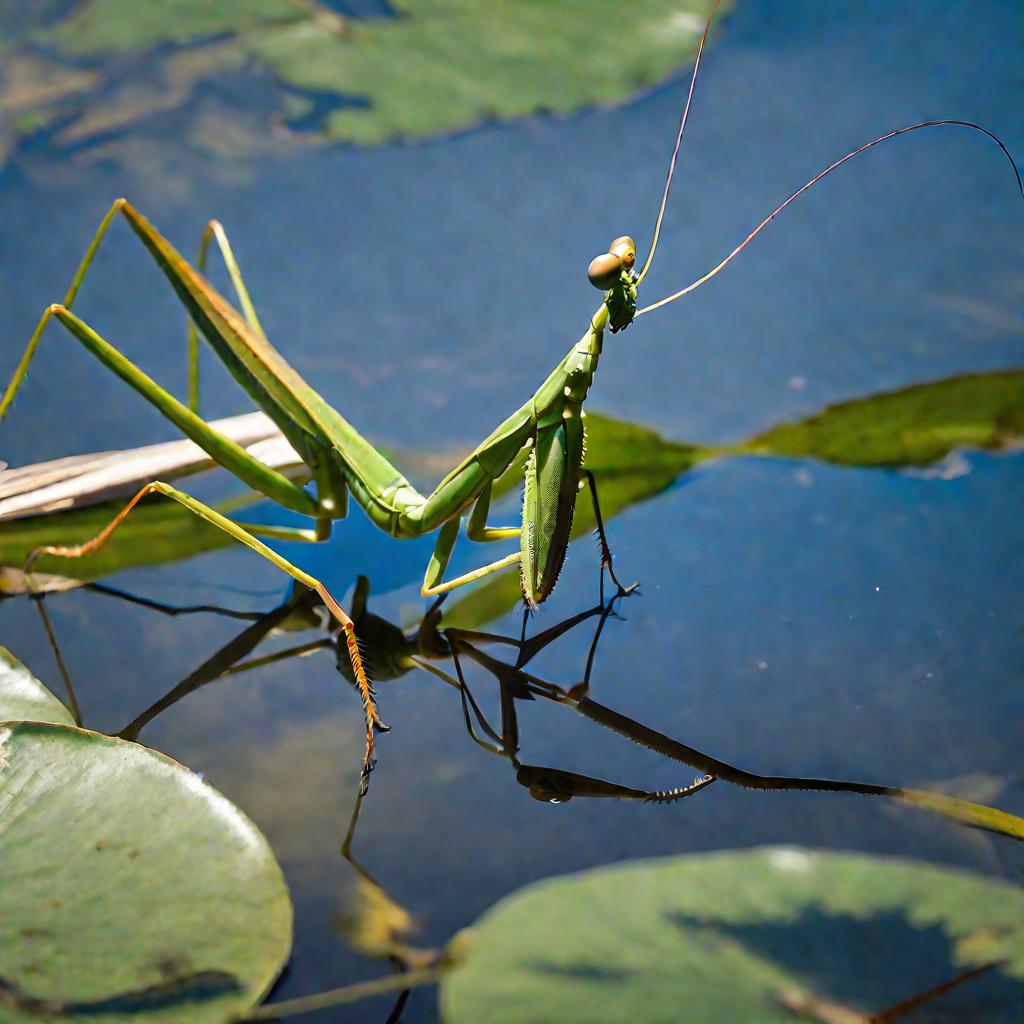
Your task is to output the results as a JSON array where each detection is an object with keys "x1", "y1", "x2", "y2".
[
  {"x1": 0, "y1": 202, "x2": 350, "y2": 534},
  {"x1": 3, "y1": 200, "x2": 261, "y2": 418},
  {"x1": 420, "y1": 481, "x2": 522, "y2": 596},
  {"x1": 583, "y1": 470, "x2": 638, "y2": 602}
]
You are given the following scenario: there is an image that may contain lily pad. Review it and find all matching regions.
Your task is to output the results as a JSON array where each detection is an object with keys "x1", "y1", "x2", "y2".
[
  {"x1": 38, "y1": 0, "x2": 729, "y2": 147},
  {"x1": 0, "y1": 0, "x2": 733, "y2": 174},
  {"x1": 0, "y1": 720, "x2": 292, "y2": 1023},
  {"x1": 440, "y1": 847, "x2": 1024, "y2": 1024},
  {"x1": 0, "y1": 645, "x2": 75, "y2": 726}
]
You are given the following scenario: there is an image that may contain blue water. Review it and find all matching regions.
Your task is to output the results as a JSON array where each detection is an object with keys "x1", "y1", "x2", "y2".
[{"x1": 1, "y1": 1, "x2": 1022, "y2": 1020}]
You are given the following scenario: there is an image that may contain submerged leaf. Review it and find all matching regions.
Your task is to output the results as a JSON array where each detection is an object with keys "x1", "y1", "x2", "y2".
[
  {"x1": 440, "y1": 847, "x2": 1024, "y2": 1024},
  {"x1": 0, "y1": 720, "x2": 292, "y2": 1023},
  {"x1": 333, "y1": 877, "x2": 419, "y2": 962}
]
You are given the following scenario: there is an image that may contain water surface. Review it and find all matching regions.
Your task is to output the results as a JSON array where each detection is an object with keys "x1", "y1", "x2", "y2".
[{"x1": 1, "y1": 1, "x2": 1022, "y2": 1020}]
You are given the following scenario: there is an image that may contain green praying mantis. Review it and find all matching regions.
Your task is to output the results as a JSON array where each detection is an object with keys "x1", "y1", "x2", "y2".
[{"x1": 2, "y1": 2, "x2": 1021, "y2": 785}]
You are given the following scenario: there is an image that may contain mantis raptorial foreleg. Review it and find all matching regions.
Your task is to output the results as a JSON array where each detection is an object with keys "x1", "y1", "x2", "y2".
[{"x1": 23, "y1": 479, "x2": 384, "y2": 784}]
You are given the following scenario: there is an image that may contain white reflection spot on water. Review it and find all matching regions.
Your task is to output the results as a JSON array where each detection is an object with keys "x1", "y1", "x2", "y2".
[
  {"x1": 768, "y1": 848, "x2": 812, "y2": 873},
  {"x1": 903, "y1": 451, "x2": 973, "y2": 481},
  {"x1": 662, "y1": 11, "x2": 704, "y2": 36}
]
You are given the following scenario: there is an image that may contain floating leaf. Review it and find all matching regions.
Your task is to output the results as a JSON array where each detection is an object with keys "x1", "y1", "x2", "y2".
[
  {"x1": 740, "y1": 370, "x2": 1024, "y2": 467},
  {"x1": 0, "y1": 645, "x2": 75, "y2": 726},
  {"x1": 11, "y1": 0, "x2": 729, "y2": 165},
  {"x1": 246, "y1": 0, "x2": 730, "y2": 145},
  {"x1": 441, "y1": 847, "x2": 1024, "y2": 1024},
  {"x1": 0, "y1": 720, "x2": 292, "y2": 1023},
  {"x1": 45, "y1": 0, "x2": 303, "y2": 53}
]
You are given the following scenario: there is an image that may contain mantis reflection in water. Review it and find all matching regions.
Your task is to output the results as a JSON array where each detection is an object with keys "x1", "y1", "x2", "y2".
[
  {"x1": 41, "y1": 575, "x2": 1023, "y2": 841},
  {"x1": 11, "y1": 576, "x2": 1023, "y2": 1024}
]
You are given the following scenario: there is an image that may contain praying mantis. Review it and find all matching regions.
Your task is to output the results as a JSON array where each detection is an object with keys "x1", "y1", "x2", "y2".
[{"x1": 1, "y1": 2, "x2": 1021, "y2": 786}]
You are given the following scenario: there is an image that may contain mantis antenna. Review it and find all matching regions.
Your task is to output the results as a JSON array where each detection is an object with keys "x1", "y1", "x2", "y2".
[
  {"x1": 636, "y1": 0, "x2": 726, "y2": 285},
  {"x1": 637, "y1": 118, "x2": 1023, "y2": 316}
]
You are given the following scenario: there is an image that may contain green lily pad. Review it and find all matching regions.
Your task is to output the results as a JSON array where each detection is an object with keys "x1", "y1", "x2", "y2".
[
  {"x1": 0, "y1": 720, "x2": 292, "y2": 1023},
  {"x1": 38, "y1": 0, "x2": 729, "y2": 147},
  {"x1": 0, "y1": 646, "x2": 76, "y2": 726},
  {"x1": 440, "y1": 847, "x2": 1024, "y2": 1024}
]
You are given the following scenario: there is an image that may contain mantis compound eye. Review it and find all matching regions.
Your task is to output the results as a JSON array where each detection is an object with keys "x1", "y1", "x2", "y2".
[
  {"x1": 587, "y1": 252, "x2": 623, "y2": 290},
  {"x1": 609, "y1": 235, "x2": 637, "y2": 270}
]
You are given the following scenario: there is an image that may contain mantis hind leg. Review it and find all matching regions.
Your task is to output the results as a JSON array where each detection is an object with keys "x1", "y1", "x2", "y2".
[
  {"x1": 2, "y1": 198, "x2": 268, "y2": 420},
  {"x1": 583, "y1": 470, "x2": 639, "y2": 602},
  {"x1": 2, "y1": 303, "x2": 315, "y2": 516},
  {"x1": 23, "y1": 479, "x2": 384, "y2": 789},
  {"x1": 188, "y1": 219, "x2": 268, "y2": 413}
]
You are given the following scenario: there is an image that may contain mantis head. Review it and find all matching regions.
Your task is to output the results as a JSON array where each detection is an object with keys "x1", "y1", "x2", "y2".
[
  {"x1": 587, "y1": 235, "x2": 637, "y2": 289},
  {"x1": 588, "y1": 236, "x2": 638, "y2": 332}
]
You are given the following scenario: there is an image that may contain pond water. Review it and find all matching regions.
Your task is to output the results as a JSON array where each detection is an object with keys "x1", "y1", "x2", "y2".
[{"x1": 1, "y1": 1, "x2": 1022, "y2": 1020}]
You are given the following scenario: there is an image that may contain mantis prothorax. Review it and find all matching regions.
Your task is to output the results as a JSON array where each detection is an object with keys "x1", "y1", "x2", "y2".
[{"x1": 2, "y1": 1, "x2": 1020, "y2": 785}]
